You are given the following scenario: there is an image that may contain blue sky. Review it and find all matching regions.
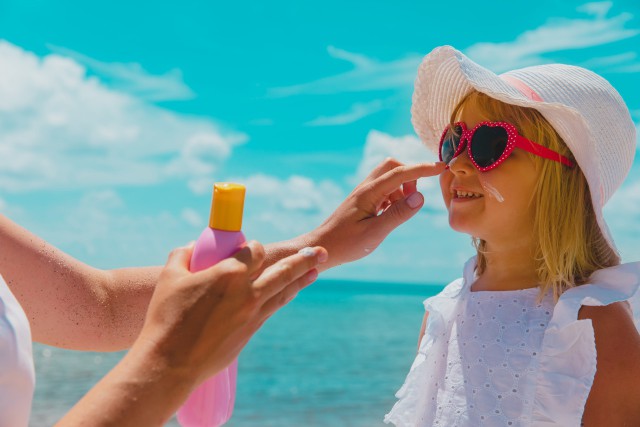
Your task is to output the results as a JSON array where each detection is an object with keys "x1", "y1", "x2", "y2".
[{"x1": 0, "y1": 0, "x2": 639, "y2": 284}]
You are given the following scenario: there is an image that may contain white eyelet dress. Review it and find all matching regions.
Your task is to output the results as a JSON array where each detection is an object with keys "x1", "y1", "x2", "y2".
[
  {"x1": 0, "y1": 274, "x2": 35, "y2": 427},
  {"x1": 385, "y1": 257, "x2": 640, "y2": 427}
]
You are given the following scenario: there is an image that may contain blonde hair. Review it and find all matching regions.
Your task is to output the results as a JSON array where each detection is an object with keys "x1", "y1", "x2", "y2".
[{"x1": 451, "y1": 91, "x2": 620, "y2": 300}]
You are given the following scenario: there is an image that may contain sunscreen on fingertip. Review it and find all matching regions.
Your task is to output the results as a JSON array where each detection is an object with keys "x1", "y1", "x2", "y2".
[{"x1": 177, "y1": 183, "x2": 246, "y2": 427}]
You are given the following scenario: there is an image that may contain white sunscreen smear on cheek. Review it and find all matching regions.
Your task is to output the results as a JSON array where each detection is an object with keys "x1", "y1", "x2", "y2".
[{"x1": 480, "y1": 180, "x2": 505, "y2": 203}]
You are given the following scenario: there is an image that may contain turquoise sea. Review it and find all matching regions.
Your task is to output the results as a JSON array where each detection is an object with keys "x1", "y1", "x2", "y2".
[{"x1": 30, "y1": 279, "x2": 443, "y2": 426}]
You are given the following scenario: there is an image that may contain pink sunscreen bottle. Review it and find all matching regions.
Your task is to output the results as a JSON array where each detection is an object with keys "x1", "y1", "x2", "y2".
[{"x1": 177, "y1": 182, "x2": 247, "y2": 427}]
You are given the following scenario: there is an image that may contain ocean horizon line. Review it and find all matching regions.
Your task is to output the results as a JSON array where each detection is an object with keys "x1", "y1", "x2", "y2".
[{"x1": 309, "y1": 277, "x2": 446, "y2": 295}]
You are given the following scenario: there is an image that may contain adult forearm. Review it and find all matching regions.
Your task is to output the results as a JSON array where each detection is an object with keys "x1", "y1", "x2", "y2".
[
  {"x1": 98, "y1": 266, "x2": 162, "y2": 350},
  {"x1": 56, "y1": 340, "x2": 195, "y2": 427},
  {"x1": 0, "y1": 213, "x2": 165, "y2": 350}
]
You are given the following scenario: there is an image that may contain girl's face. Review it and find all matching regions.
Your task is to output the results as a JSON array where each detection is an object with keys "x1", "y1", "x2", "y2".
[{"x1": 439, "y1": 106, "x2": 539, "y2": 245}]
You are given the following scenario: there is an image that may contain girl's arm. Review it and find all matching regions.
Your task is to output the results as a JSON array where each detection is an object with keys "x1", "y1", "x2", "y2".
[
  {"x1": 417, "y1": 311, "x2": 430, "y2": 353},
  {"x1": 579, "y1": 301, "x2": 640, "y2": 426}
]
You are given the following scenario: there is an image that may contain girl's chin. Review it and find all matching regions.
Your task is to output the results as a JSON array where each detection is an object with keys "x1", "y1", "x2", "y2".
[{"x1": 447, "y1": 220, "x2": 483, "y2": 237}]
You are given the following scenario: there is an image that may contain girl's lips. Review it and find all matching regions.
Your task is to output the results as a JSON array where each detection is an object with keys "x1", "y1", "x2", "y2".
[{"x1": 451, "y1": 195, "x2": 484, "y2": 203}]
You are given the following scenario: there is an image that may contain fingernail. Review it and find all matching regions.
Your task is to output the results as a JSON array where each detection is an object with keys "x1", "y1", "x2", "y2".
[
  {"x1": 317, "y1": 249, "x2": 328, "y2": 263},
  {"x1": 298, "y1": 247, "x2": 315, "y2": 257},
  {"x1": 306, "y1": 269, "x2": 319, "y2": 283},
  {"x1": 285, "y1": 294, "x2": 297, "y2": 304},
  {"x1": 406, "y1": 192, "x2": 424, "y2": 209}
]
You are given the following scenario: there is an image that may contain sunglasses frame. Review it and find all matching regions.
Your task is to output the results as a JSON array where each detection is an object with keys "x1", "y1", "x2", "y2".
[{"x1": 438, "y1": 121, "x2": 575, "y2": 172}]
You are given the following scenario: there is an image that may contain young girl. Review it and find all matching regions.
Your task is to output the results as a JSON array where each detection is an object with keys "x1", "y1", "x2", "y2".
[{"x1": 385, "y1": 45, "x2": 640, "y2": 426}]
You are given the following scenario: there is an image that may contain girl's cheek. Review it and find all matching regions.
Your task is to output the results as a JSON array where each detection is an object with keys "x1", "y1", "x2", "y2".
[
  {"x1": 439, "y1": 172, "x2": 452, "y2": 207},
  {"x1": 478, "y1": 175, "x2": 505, "y2": 203}
]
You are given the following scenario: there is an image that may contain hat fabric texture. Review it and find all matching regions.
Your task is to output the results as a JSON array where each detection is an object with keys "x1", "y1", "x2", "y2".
[{"x1": 412, "y1": 45, "x2": 637, "y2": 253}]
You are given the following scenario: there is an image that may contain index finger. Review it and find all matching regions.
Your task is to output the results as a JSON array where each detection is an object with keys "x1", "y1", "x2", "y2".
[
  {"x1": 369, "y1": 162, "x2": 446, "y2": 197},
  {"x1": 252, "y1": 246, "x2": 326, "y2": 303}
]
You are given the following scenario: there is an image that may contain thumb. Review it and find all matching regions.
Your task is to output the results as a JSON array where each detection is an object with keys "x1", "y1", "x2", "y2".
[
  {"x1": 375, "y1": 191, "x2": 424, "y2": 234},
  {"x1": 165, "y1": 241, "x2": 195, "y2": 272}
]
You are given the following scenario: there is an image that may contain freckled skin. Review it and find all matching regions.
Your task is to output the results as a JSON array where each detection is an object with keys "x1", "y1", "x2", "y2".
[{"x1": 1, "y1": 215, "x2": 161, "y2": 351}]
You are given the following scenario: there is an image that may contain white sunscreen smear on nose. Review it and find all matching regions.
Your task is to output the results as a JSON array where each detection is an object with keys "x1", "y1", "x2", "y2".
[{"x1": 480, "y1": 180, "x2": 505, "y2": 203}]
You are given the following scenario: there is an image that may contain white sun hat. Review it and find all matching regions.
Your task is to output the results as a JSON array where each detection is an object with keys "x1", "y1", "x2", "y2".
[{"x1": 412, "y1": 45, "x2": 637, "y2": 253}]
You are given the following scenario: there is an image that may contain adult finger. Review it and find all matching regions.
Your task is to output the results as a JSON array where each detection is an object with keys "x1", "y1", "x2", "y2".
[
  {"x1": 362, "y1": 158, "x2": 404, "y2": 183},
  {"x1": 228, "y1": 240, "x2": 266, "y2": 277},
  {"x1": 373, "y1": 191, "x2": 426, "y2": 235},
  {"x1": 388, "y1": 188, "x2": 405, "y2": 204},
  {"x1": 258, "y1": 268, "x2": 319, "y2": 321},
  {"x1": 163, "y1": 242, "x2": 195, "y2": 274},
  {"x1": 379, "y1": 200, "x2": 391, "y2": 214},
  {"x1": 252, "y1": 246, "x2": 327, "y2": 303},
  {"x1": 402, "y1": 179, "x2": 418, "y2": 196},
  {"x1": 368, "y1": 162, "x2": 445, "y2": 199},
  {"x1": 196, "y1": 240, "x2": 265, "y2": 284}
]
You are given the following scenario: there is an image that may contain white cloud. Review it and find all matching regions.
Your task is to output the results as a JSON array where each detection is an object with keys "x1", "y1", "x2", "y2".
[
  {"x1": 578, "y1": 51, "x2": 637, "y2": 69},
  {"x1": 326, "y1": 45, "x2": 377, "y2": 69},
  {"x1": 231, "y1": 174, "x2": 345, "y2": 240},
  {"x1": 243, "y1": 174, "x2": 344, "y2": 213},
  {"x1": 20, "y1": 189, "x2": 199, "y2": 267},
  {"x1": 47, "y1": 44, "x2": 195, "y2": 102},
  {"x1": 353, "y1": 130, "x2": 438, "y2": 181},
  {"x1": 578, "y1": 1, "x2": 612, "y2": 18},
  {"x1": 0, "y1": 41, "x2": 245, "y2": 193},
  {"x1": 605, "y1": 178, "x2": 640, "y2": 260},
  {"x1": 268, "y1": 47, "x2": 420, "y2": 97},
  {"x1": 269, "y1": 3, "x2": 639, "y2": 99},
  {"x1": 465, "y1": 2, "x2": 640, "y2": 72},
  {"x1": 305, "y1": 100, "x2": 384, "y2": 126},
  {"x1": 181, "y1": 208, "x2": 205, "y2": 228}
]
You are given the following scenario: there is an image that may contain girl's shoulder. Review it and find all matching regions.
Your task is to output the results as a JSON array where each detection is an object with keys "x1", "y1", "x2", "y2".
[
  {"x1": 553, "y1": 261, "x2": 640, "y2": 330},
  {"x1": 558, "y1": 261, "x2": 640, "y2": 424},
  {"x1": 578, "y1": 302, "x2": 640, "y2": 424}
]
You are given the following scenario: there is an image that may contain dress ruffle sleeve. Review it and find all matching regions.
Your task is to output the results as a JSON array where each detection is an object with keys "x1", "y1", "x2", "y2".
[
  {"x1": 385, "y1": 258, "x2": 476, "y2": 426},
  {"x1": 531, "y1": 262, "x2": 640, "y2": 427}
]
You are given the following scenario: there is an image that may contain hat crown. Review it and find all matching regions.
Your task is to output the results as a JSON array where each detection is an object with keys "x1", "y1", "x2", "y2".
[{"x1": 503, "y1": 63, "x2": 636, "y2": 205}]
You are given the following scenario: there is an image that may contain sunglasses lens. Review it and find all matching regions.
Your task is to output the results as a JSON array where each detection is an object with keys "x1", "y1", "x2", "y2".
[
  {"x1": 471, "y1": 125, "x2": 508, "y2": 168},
  {"x1": 440, "y1": 126, "x2": 461, "y2": 164}
]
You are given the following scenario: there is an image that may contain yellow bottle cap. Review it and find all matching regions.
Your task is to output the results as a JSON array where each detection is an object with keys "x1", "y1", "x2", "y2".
[{"x1": 209, "y1": 183, "x2": 246, "y2": 231}]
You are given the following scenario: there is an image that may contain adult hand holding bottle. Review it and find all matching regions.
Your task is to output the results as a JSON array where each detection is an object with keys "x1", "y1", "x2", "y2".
[{"x1": 56, "y1": 240, "x2": 327, "y2": 427}]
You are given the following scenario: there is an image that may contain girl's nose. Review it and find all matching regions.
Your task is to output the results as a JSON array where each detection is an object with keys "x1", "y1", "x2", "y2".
[{"x1": 449, "y1": 146, "x2": 475, "y2": 175}]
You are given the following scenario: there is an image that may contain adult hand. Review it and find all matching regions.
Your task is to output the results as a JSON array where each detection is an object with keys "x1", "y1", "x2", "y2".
[
  {"x1": 57, "y1": 241, "x2": 327, "y2": 427},
  {"x1": 307, "y1": 158, "x2": 445, "y2": 270},
  {"x1": 138, "y1": 241, "x2": 328, "y2": 385}
]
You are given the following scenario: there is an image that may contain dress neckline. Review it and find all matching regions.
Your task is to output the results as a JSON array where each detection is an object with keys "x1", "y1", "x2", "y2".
[
  {"x1": 461, "y1": 256, "x2": 541, "y2": 295},
  {"x1": 468, "y1": 286, "x2": 539, "y2": 295}
]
